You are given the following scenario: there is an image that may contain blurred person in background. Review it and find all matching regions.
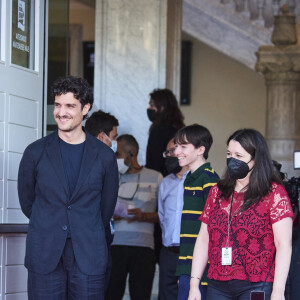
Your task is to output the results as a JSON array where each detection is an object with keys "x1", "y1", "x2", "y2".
[
  {"x1": 146, "y1": 88, "x2": 185, "y2": 264},
  {"x1": 85, "y1": 110, "x2": 118, "y2": 152},
  {"x1": 107, "y1": 134, "x2": 163, "y2": 300},
  {"x1": 85, "y1": 109, "x2": 119, "y2": 299},
  {"x1": 158, "y1": 138, "x2": 189, "y2": 300},
  {"x1": 146, "y1": 88, "x2": 185, "y2": 177}
]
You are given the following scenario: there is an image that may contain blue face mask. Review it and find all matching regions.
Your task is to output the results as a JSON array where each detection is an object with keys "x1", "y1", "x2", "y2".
[
  {"x1": 111, "y1": 140, "x2": 117, "y2": 153},
  {"x1": 227, "y1": 157, "x2": 252, "y2": 180}
]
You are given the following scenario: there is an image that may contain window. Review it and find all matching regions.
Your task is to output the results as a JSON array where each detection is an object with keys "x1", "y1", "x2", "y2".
[{"x1": 11, "y1": 0, "x2": 35, "y2": 69}]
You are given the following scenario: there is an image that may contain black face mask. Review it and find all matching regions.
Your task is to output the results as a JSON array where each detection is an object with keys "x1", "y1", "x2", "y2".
[
  {"x1": 147, "y1": 108, "x2": 156, "y2": 122},
  {"x1": 164, "y1": 156, "x2": 182, "y2": 174},
  {"x1": 227, "y1": 157, "x2": 252, "y2": 180}
]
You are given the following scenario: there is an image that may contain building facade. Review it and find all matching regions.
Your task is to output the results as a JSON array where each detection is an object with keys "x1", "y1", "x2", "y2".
[{"x1": 0, "y1": 0, "x2": 299, "y2": 299}]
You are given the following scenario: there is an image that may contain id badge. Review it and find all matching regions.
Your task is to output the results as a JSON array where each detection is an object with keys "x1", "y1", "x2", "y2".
[
  {"x1": 221, "y1": 247, "x2": 232, "y2": 265},
  {"x1": 250, "y1": 291, "x2": 265, "y2": 300}
]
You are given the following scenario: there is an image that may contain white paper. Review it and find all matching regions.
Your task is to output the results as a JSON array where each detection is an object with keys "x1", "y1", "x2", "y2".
[{"x1": 114, "y1": 201, "x2": 135, "y2": 218}]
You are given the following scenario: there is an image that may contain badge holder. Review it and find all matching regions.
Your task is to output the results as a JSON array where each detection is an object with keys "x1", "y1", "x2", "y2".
[{"x1": 222, "y1": 247, "x2": 232, "y2": 265}]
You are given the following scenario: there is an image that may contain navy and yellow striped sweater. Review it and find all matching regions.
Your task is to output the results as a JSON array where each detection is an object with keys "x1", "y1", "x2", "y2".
[{"x1": 176, "y1": 162, "x2": 219, "y2": 283}]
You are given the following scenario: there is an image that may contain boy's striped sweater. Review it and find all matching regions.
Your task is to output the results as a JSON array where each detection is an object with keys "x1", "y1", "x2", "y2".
[{"x1": 176, "y1": 162, "x2": 219, "y2": 284}]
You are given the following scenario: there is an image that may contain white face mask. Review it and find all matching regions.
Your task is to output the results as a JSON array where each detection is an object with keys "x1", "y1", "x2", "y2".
[
  {"x1": 117, "y1": 158, "x2": 129, "y2": 174},
  {"x1": 111, "y1": 140, "x2": 117, "y2": 153},
  {"x1": 104, "y1": 133, "x2": 117, "y2": 153}
]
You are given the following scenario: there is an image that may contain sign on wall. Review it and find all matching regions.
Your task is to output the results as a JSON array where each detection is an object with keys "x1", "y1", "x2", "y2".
[{"x1": 11, "y1": 0, "x2": 32, "y2": 68}]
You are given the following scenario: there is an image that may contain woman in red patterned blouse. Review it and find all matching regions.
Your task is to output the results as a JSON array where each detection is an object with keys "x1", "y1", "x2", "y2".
[{"x1": 188, "y1": 129, "x2": 293, "y2": 300}]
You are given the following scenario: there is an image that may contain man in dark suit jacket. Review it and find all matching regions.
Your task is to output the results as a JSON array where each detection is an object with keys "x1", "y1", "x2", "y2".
[{"x1": 18, "y1": 76, "x2": 119, "y2": 299}]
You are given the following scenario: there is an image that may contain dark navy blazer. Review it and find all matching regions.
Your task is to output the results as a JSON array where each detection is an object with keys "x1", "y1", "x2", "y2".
[{"x1": 18, "y1": 130, "x2": 118, "y2": 275}]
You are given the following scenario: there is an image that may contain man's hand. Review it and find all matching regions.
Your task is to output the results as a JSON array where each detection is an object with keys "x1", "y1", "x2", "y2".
[
  {"x1": 127, "y1": 209, "x2": 159, "y2": 223},
  {"x1": 127, "y1": 208, "x2": 143, "y2": 222}
]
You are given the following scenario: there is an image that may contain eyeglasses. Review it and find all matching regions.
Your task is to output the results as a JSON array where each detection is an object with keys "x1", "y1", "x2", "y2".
[
  {"x1": 163, "y1": 148, "x2": 176, "y2": 158},
  {"x1": 118, "y1": 173, "x2": 141, "y2": 200}
]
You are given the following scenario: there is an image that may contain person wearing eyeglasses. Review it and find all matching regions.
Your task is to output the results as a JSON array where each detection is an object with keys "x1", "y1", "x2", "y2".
[
  {"x1": 158, "y1": 138, "x2": 189, "y2": 300},
  {"x1": 107, "y1": 134, "x2": 163, "y2": 300}
]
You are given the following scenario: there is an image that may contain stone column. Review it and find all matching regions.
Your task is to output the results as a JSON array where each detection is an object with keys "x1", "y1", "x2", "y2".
[
  {"x1": 94, "y1": 0, "x2": 182, "y2": 163},
  {"x1": 256, "y1": 5, "x2": 300, "y2": 177}
]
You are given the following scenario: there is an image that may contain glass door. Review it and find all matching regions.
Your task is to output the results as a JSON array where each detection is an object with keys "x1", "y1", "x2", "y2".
[{"x1": 46, "y1": 0, "x2": 69, "y2": 134}]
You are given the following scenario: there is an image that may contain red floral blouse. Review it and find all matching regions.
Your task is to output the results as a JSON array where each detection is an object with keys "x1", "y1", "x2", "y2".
[{"x1": 200, "y1": 183, "x2": 293, "y2": 282}]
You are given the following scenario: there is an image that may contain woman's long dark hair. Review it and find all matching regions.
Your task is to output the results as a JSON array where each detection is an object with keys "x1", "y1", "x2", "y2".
[
  {"x1": 218, "y1": 129, "x2": 282, "y2": 212},
  {"x1": 149, "y1": 89, "x2": 184, "y2": 131}
]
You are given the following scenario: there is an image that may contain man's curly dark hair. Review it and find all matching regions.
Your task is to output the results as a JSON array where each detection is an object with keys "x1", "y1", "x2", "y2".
[{"x1": 51, "y1": 76, "x2": 93, "y2": 120}]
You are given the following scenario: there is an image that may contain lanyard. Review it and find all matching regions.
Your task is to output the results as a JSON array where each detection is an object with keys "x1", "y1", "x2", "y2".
[
  {"x1": 225, "y1": 193, "x2": 234, "y2": 248},
  {"x1": 118, "y1": 173, "x2": 140, "y2": 201}
]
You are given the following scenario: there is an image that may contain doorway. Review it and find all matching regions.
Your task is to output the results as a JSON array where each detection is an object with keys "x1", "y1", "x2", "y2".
[{"x1": 46, "y1": 0, "x2": 95, "y2": 134}]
